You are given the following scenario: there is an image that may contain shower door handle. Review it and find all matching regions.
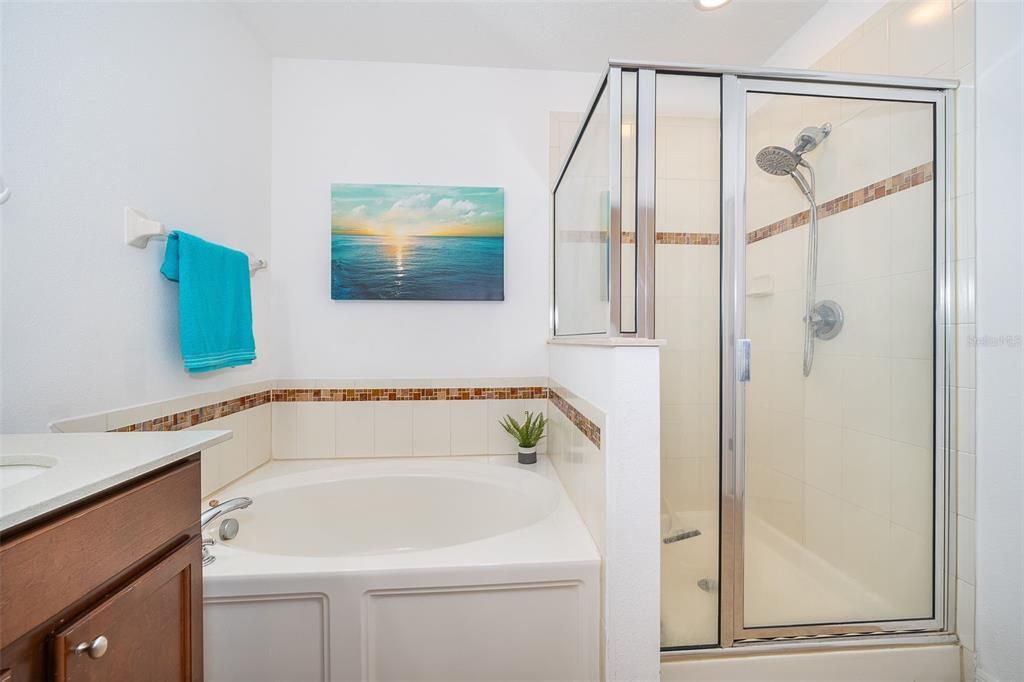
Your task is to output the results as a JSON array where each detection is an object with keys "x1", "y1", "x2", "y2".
[{"x1": 737, "y1": 339, "x2": 752, "y2": 383}]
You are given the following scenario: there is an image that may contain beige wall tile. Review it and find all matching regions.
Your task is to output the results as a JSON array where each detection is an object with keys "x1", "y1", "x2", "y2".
[
  {"x1": 889, "y1": 0, "x2": 954, "y2": 77},
  {"x1": 245, "y1": 403, "x2": 272, "y2": 470},
  {"x1": 373, "y1": 402, "x2": 413, "y2": 457},
  {"x1": 271, "y1": 402, "x2": 297, "y2": 459},
  {"x1": 335, "y1": 402, "x2": 375, "y2": 457},
  {"x1": 412, "y1": 401, "x2": 452, "y2": 456},
  {"x1": 296, "y1": 402, "x2": 335, "y2": 459},
  {"x1": 451, "y1": 401, "x2": 489, "y2": 455}
]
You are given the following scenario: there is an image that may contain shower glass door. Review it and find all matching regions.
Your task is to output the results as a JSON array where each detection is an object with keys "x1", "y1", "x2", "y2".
[{"x1": 723, "y1": 77, "x2": 949, "y2": 642}]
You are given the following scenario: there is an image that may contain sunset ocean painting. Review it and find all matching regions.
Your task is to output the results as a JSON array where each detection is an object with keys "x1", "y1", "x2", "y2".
[{"x1": 331, "y1": 184, "x2": 505, "y2": 300}]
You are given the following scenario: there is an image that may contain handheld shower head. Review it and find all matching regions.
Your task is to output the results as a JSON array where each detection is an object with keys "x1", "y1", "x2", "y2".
[{"x1": 755, "y1": 145, "x2": 800, "y2": 176}]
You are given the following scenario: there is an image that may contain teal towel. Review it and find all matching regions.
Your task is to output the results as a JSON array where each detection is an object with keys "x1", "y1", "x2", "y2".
[{"x1": 160, "y1": 231, "x2": 256, "y2": 373}]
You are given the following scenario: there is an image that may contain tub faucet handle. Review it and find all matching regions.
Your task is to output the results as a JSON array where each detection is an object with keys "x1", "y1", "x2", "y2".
[{"x1": 202, "y1": 537, "x2": 216, "y2": 567}]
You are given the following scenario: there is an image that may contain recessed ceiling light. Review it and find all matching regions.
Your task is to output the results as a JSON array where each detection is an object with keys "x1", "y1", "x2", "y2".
[{"x1": 694, "y1": 0, "x2": 732, "y2": 10}]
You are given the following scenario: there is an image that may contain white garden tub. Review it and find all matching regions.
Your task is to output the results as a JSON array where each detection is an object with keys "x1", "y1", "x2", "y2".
[{"x1": 201, "y1": 456, "x2": 600, "y2": 682}]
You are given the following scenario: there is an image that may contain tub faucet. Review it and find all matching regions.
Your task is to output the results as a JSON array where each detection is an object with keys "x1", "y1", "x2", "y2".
[{"x1": 200, "y1": 497, "x2": 252, "y2": 566}]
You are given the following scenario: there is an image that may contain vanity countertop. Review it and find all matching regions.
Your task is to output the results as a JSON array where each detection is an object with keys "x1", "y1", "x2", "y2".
[{"x1": 0, "y1": 431, "x2": 230, "y2": 533}]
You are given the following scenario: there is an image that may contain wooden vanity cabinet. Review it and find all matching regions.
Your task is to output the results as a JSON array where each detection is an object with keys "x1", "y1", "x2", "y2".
[{"x1": 0, "y1": 456, "x2": 203, "y2": 681}]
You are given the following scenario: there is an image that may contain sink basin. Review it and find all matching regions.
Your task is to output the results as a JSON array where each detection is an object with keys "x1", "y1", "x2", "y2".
[{"x1": 0, "y1": 454, "x2": 58, "y2": 488}]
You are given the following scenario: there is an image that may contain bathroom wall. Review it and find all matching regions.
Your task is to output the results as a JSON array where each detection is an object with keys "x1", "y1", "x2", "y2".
[
  {"x1": 270, "y1": 58, "x2": 595, "y2": 380},
  {"x1": 0, "y1": 2, "x2": 273, "y2": 432},
  {"x1": 974, "y1": 3, "x2": 1024, "y2": 681}
]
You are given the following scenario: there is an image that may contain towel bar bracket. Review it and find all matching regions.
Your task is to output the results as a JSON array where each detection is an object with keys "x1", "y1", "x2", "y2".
[{"x1": 124, "y1": 206, "x2": 267, "y2": 276}]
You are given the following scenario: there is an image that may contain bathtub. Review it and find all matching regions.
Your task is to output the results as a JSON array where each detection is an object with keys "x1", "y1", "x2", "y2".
[{"x1": 201, "y1": 456, "x2": 601, "y2": 682}]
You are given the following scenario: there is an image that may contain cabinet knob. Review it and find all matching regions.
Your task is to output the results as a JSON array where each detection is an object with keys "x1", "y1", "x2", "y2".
[{"x1": 74, "y1": 635, "x2": 109, "y2": 659}]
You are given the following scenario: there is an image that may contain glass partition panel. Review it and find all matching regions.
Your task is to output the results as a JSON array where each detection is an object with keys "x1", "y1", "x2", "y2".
[
  {"x1": 656, "y1": 74, "x2": 721, "y2": 649},
  {"x1": 554, "y1": 86, "x2": 610, "y2": 336}
]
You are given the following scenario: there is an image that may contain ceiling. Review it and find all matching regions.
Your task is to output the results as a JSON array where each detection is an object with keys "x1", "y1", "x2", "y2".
[{"x1": 232, "y1": 0, "x2": 829, "y2": 74}]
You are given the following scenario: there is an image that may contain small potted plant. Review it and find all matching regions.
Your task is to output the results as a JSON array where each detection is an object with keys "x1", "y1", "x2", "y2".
[{"x1": 500, "y1": 411, "x2": 547, "y2": 465}]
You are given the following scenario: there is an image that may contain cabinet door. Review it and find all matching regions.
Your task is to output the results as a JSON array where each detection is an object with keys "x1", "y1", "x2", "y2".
[{"x1": 51, "y1": 537, "x2": 202, "y2": 682}]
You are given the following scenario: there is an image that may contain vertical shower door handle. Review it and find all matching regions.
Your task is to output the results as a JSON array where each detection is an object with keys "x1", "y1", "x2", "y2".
[{"x1": 737, "y1": 339, "x2": 752, "y2": 383}]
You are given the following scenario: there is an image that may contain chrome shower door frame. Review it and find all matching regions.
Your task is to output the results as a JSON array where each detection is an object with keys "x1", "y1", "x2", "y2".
[{"x1": 719, "y1": 75, "x2": 955, "y2": 646}]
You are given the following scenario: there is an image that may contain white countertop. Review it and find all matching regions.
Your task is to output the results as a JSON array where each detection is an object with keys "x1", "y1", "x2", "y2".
[{"x1": 0, "y1": 431, "x2": 231, "y2": 532}]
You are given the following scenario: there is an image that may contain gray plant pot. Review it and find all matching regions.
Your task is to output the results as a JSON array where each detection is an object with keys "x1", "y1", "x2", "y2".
[{"x1": 518, "y1": 446, "x2": 537, "y2": 465}]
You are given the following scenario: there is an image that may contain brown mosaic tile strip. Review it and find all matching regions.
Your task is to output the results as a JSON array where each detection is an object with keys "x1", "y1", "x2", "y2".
[
  {"x1": 112, "y1": 390, "x2": 272, "y2": 433},
  {"x1": 110, "y1": 386, "x2": 549, "y2": 432},
  {"x1": 655, "y1": 232, "x2": 720, "y2": 245},
  {"x1": 548, "y1": 388, "x2": 601, "y2": 449},
  {"x1": 622, "y1": 231, "x2": 719, "y2": 245},
  {"x1": 270, "y1": 386, "x2": 549, "y2": 402},
  {"x1": 747, "y1": 161, "x2": 934, "y2": 245}
]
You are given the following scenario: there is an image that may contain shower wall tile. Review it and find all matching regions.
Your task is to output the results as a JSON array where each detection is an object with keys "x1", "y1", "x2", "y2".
[
  {"x1": 958, "y1": 451, "x2": 976, "y2": 519},
  {"x1": 890, "y1": 441, "x2": 934, "y2": 535},
  {"x1": 957, "y1": 515, "x2": 977, "y2": 585},
  {"x1": 889, "y1": 0, "x2": 955, "y2": 77},
  {"x1": 956, "y1": 579, "x2": 975, "y2": 649},
  {"x1": 957, "y1": 387, "x2": 976, "y2": 453},
  {"x1": 841, "y1": 429, "x2": 892, "y2": 517},
  {"x1": 954, "y1": 0, "x2": 976, "y2": 73}
]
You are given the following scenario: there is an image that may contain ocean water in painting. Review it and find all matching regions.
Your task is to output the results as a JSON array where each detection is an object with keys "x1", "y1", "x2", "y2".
[
  {"x1": 331, "y1": 234, "x2": 504, "y2": 300},
  {"x1": 331, "y1": 184, "x2": 504, "y2": 301}
]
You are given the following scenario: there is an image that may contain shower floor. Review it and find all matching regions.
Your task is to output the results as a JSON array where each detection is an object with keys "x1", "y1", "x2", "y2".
[{"x1": 661, "y1": 512, "x2": 890, "y2": 648}]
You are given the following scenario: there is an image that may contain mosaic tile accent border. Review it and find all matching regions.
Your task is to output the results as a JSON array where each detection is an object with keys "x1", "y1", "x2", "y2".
[
  {"x1": 110, "y1": 386, "x2": 548, "y2": 432},
  {"x1": 271, "y1": 387, "x2": 549, "y2": 402},
  {"x1": 747, "y1": 161, "x2": 934, "y2": 244},
  {"x1": 621, "y1": 232, "x2": 720, "y2": 245},
  {"x1": 613, "y1": 162, "x2": 935, "y2": 248},
  {"x1": 549, "y1": 388, "x2": 602, "y2": 449},
  {"x1": 113, "y1": 391, "x2": 272, "y2": 432}
]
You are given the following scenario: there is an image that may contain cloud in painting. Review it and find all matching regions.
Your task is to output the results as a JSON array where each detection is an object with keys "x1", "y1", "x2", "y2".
[{"x1": 331, "y1": 184, "x2": 504, "y2": 238}]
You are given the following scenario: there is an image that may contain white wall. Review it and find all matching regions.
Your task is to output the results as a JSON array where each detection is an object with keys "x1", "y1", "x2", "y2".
[
  {"x1": 0, "y1": 3, "x2": 272, "y2": 432},
  {"x1": 270, "y1": 59, "x2": 594, "y2": 380},
  {"x1": 974, "y1": 2, "x2": 1024, "y2": 681}
]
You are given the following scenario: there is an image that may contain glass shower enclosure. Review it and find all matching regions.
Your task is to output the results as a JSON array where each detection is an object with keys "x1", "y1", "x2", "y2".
[{"x1": 552, "y1": 63, "x2": 955, "y2": 650}]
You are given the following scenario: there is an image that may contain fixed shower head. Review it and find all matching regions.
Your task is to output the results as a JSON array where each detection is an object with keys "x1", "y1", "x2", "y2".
[{"x1": 755, "y1": 145, "x2": 801, "y2": 176}]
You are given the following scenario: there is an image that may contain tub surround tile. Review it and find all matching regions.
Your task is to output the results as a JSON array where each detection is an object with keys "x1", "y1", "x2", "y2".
[
  {"x1": 246, "y1": 404, "x2": 273, "y2": 471},
  {"x1": 91, "y1": 383, "x2": 547, "y2": 435},
  {"x1": 112, "y1": 390, "x2": 272, "y2": 433},
  {"x1": 549, "y1": 387, "x2": 602, "y2": 449},
  {"x1": 412, "y1": 401, "x2": 452, "y2": 456},
  {"x1": 451, "y1": 402, "x2": 489, "y2": 455},
  {"x1": 335, "y1": 403, "x2": 375, "y2": 457},
  {"x1": 296, "y1": 402, "x2": 336, "y2": 459},
  {"x1": 271, "y1": 403, "x2": 298, "y2": 460},
  {"x1": 373, "y1": 402, "x2": 414, "y2": 457}
]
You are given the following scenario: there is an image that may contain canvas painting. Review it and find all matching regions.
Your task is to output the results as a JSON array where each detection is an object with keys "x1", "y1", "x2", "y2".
[{"x1": 331, "y1": 184, "x2": 505, "y2": 301}]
